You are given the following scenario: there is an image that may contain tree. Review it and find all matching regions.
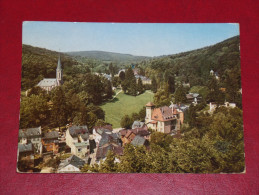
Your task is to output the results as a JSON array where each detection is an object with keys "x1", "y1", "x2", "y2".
[
  {"x1": 27, "y1": 86, "x2": 47, "y2": 97},
  {"x1": 51, "y1": 87, "x2": 68, "y2": 129},
  {"x1": 95, "y1": 119, "x2": 107, "y2": 127},
  {"x1": 174, "y1": 85, "x2": 187, "y2": 104},
  {"x1": 118, "y1": 144, "x2": 147, "y2": 173},
  {"x1": 128, "y1": 79, "x2": 137, "y2": 96},
  {"x1": 104, "y1": 79, "x2": 113, "y2": 99},
  {"x1": 151, "y1": 77, "x2": 157, "y2": 93},
  {"x1": 112, "y1": 77, "x2": 120, "y2": 88},
  {"x1": 120, "y1": 115, "x2": 133, "y2": 129},
  {"x1": 99, "y1": 150, "x2": 118, "y2": 173},
  {"x1": 20, "y1": 95, "x2": 49, "y2": 128},
  {"x1": 137, "y1": 77, "x2": 144, "y2": 94},
  {"x1": 119, "y1": 71, "x2": 125, "y2": 81},
  {"x1": 187, "y1": 104, "x2": 198, "y2": 128},
  {"x1": 138, "y1": 107, "x2": 146, "y2": 122},
  {"x1": 168, "y1": 75, "x2": 175, "y2": 93},
  {"x1": 224, "y1": 68, "x2": 240, "y2": 103},
  {"x1": 153, "y1": 88, "x2": 171, "y2": 107}
]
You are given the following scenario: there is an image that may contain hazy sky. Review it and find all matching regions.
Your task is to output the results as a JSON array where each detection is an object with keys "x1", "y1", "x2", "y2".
[{"x1": 23, "y1": 22, "x2": 239, "y2": 57}]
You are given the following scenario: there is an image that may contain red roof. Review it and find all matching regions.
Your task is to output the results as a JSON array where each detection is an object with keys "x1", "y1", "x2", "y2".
[{"x1": 151, "y1": 106, "x2": 176, "y2": 122}]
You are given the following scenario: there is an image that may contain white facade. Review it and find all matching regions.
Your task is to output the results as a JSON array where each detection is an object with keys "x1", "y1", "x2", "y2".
[
  {"x1": 57, "y1": 164, "x2": 81, "y2": 173},
  {"x1": 66, "y1": 129, "x2": 78, "y2": 148}
]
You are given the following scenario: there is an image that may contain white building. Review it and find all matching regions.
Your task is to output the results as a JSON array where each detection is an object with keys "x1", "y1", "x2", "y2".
[
  {"x1": 37, "y1": 55, "x2": 63, "y2": 92},
  {"x1": 66, "y1": 125, "x2": 90, "y2": 158},
  {"x1": 18, "y1": 127, "x2": 42, "y2": 154}
]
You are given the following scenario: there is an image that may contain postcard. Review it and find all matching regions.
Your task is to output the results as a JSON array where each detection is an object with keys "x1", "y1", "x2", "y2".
[{"x1": 18, "y1": 22, "x2": 244, "y2": 173}]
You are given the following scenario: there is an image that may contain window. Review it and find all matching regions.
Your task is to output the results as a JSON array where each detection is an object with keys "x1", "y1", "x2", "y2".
[{"x1": 78, "y1": 148, "x2": 81, "y2": 152}]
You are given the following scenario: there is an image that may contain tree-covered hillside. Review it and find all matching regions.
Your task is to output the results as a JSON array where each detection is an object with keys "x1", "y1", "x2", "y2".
[
  {"x1": 65, "y1": 50, "x2": 150, "y2": 63},
  {"x1": 21, "y1": 45, "x2": 79, "y2": 90},
  {"x1": 142, "y1": 36, "x2": 240, "y2": 88}
]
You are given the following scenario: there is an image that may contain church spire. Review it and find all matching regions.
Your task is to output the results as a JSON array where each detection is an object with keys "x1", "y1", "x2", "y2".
[
  {"x1": 57, "y1": 54, "x2": 62, "y2": 70},
  {"x1": 56, "y1": 53, "x2": 63, "y2": 86}
]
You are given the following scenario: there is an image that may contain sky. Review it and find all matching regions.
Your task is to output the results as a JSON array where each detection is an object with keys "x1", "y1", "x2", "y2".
[{"x1": 22, "y1": 22, "x2": 240, "y2": 57}]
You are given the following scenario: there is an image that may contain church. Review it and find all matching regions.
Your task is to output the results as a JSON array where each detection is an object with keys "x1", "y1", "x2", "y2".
[{"x1": 37, "y1": 55, "x2": 63, "y2": 92}]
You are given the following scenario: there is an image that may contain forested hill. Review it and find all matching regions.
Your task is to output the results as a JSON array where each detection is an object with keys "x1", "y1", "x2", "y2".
[
  {"x1": 65, "y1": 50, "x2": 150, "y2": 63},
  {"x1": 21, "y1": 45, "x2": 79, "y2": 90},
  {"x1": 143, "y1": 35, "x2": 240, "y2": 87}
]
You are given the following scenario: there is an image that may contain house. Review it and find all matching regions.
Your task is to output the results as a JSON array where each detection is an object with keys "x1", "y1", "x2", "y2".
[
  {"x1": 37, "y1": 55, "x2": 63, "y2": 92},
  {"x1": 131, "y1": 135, "x2": 149, "y2": 147},
  {"x1": 18, "y1": 143, "x2": 34, "y2": 160},
  {"x1": 94, "y1": 143, "x2": 123, "y2": 164},
  {"x1": 209, "y1": 101, "x2": 236, "y2": 112},
  {"x1": 210, "y1": 69, "x2": 219, "y2": 80},
  {"x1": 18, "y1": 127, "x2": 42, "y2": 154},
  {"x1": 186, "y1": 93, "x2": 201, "y2": 104},
  {"x1": 135, "y1": 75, "x2": 152, "y2": 85},
  {"x1": 57, "y1": 155, "x2": 86, "y2": 173},
  {"x1": 17, "y1": 143, "x2": 34, "y2": 172},
  {"x1": 120, "y1": 130, "x2": 136, "y2": 145},
  {"x1": 120, "y1": 127, "x2": 150, "y2": 146},
  {"x1": 102, "y1": 73, "x2": 112, "y2": 81},
  {"x1": 132, "y1": 121, "x2": 145, "y2": 129},
  {"x1": 66, "y1": 125, "x2": 90, "y2": 158},
  {"x1": 92, "y1": 125, "x2": 120, "y2": 147},
  {"x1": 92, "y1": 125, "x2": 113, "y2": 145},
  {"x1": 145, "y1": 102, "x2": 183, "y2": 134},
  {"x1": 42, "y1": 131, "x2": 59, "y2": 154},
  {"x1": 131, "y1": 128, "x2": 150, "y2": 140}
]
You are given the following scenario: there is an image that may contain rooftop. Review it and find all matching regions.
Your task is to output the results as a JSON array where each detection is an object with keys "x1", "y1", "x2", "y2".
[
  {"x1": 58, "y1": 155, "x2": 85, "y2": 170},
  {"x1": 131, "y1": 135, "x2": 147, "y2": 146},
  {"x1": 146, "y1": 102, "x2": 155, "y2": 107},
  {"x1": 37, "y1": 78, "x2": 57, "y2": 87},
  {"x1": 69, "y1": 125, "x2": 88, "y2": 138},
  {"x1": 19, "y1": 127, "x2": 41, "y2": 138},
  {"x1": 43, "y1": 131, "x2": 59, "y2": 139},
  {"x1": 18, "y1": 143, "x2": 33, "y2": 153}
]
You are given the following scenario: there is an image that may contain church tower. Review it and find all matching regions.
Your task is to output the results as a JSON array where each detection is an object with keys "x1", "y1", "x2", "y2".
[
  {"x1": 145, "y1": 102, "x2": 154, "y2": 124},
  {"x1": 56, "y1": 54, "x2": 63, "y2": 86}
]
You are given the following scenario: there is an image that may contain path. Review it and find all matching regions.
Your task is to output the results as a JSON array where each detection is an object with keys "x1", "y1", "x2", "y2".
[{"x1": 111, "y1": 89, "x2": 122, "y2": 100}]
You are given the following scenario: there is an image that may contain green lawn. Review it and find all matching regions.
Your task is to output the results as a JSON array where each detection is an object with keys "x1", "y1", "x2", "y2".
[{"x1": 101, "y1": 90, "x2": 154, "y2": 128}]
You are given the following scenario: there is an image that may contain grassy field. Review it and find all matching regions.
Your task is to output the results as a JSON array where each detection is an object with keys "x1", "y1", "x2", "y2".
[{"x1": 101, "y1": 90, "x2": 154, "y2": 128}]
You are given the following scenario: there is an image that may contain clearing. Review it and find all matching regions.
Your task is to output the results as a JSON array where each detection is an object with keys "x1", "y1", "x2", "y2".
[{"x1": 101, "y1": 90, "x2": 154, "y2": 128}]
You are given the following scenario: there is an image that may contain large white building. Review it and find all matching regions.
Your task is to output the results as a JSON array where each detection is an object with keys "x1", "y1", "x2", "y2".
[{"x1": 37, "y1": 55, "x2": 63, "y2": 92}]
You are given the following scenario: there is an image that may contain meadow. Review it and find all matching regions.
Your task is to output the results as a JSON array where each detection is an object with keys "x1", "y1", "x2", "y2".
[{"x1": 101, "y1": 90, "x2": 154, "y2": 128}]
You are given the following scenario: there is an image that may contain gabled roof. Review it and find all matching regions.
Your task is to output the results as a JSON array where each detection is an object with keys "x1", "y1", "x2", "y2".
[
  {"x1": 68, "y1": 125, "x2": 88, "y2": 138},
  {"x1": 43, "y1": 131, "x2": 59, "y2": 139},
  {"x1": 132, "y1": 121, "x2": 145, "y2": 129},
  {"x1": 131, "y1": 135, "x2": 147, "y2": 146},
  {"x1": 151, "y1": 106, "x2": 175, "y2": 121},
  {"x1": 186, "y1": 93, "x2": 199, "y2": 99},
  {"x1": 131, "y1": 128, "x2": 150, "y2": 136},
  {"x1": 96, "y1": 143, "x2": 123, "y2": 159},
  {"x1": 37, "y1": 78, "x2": 57, "y2": 87},
  {"x1": 18, "y1": 143, "x2": 33, "y2": 153},
  {"x1": 58, "y1": 155, "x2": 85, "y2": 170},
  {"x1": 98, "y1": 132, "x2": 119, "y2": 147},
  {"x1": 125, "y1": 130, "x2": 135, "y2": 138},
  {"x1": 119, "y1": 129, "x2": 128, "y2": 136},
  {"x1": 93, "y1": 125, "x2": 113, "y2": 135},
  {"x1": 19, "y1": 127, "x2": 41, "y2": 138}
]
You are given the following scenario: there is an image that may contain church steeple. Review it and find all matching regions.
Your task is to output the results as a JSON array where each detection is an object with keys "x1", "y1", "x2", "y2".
[{"x1": 56, "y1": 54, "x2": 63, "y2": 86}]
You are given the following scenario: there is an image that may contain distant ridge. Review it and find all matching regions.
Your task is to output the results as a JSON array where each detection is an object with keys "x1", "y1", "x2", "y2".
[{"x1": 65, "y1": 50, "x2": 151, "y2": 62}]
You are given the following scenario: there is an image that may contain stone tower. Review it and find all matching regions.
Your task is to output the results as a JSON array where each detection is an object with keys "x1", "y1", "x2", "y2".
[
  {"x1": 56, "y1": 54, "x2": 63, "y2": 86},
  {"x1": 145, "y1": 102, "x2": 154, "y2": 124}
]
